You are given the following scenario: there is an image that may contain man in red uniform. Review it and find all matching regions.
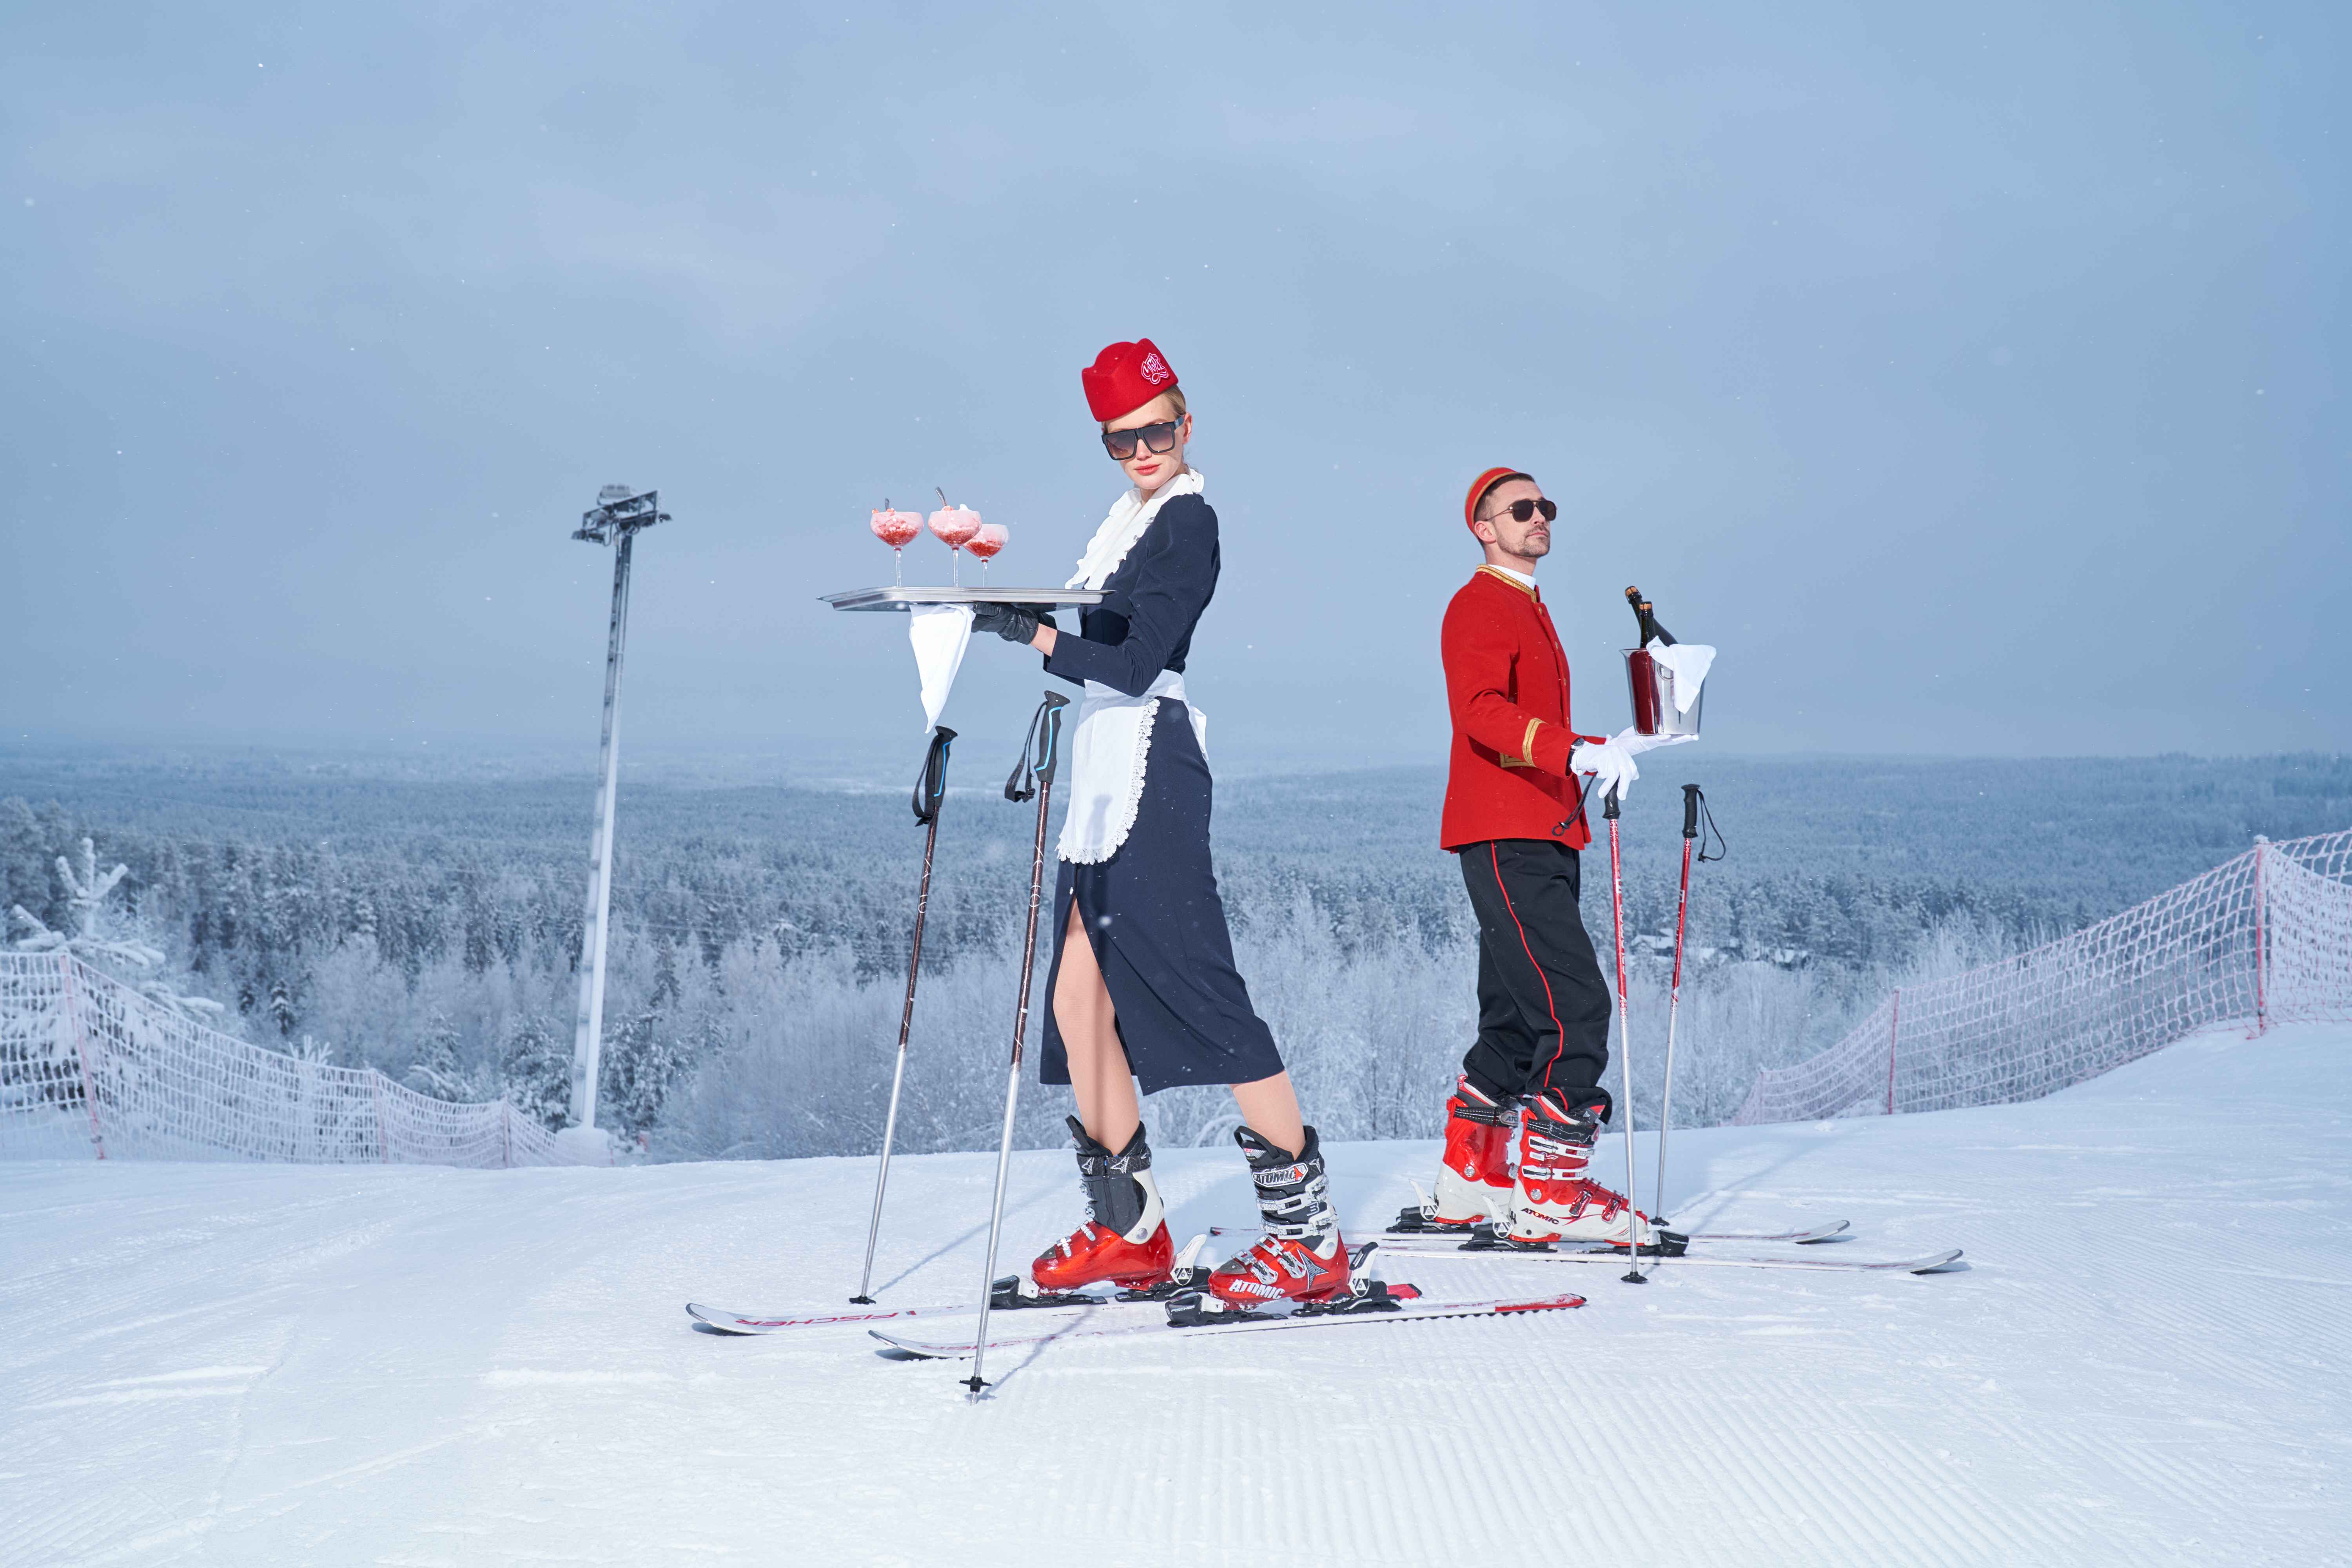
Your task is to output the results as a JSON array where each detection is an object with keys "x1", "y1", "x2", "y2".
[{"x1": 1415, "y1": 466, "x2": 1679, "y2": 1247}]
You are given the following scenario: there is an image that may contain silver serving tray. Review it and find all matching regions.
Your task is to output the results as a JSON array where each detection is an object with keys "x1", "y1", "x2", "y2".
[{"x1": 822, "y1": 586, "x2": 1105, "y2": 613}]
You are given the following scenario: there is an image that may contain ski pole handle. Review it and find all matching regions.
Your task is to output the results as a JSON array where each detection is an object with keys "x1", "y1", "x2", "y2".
[
  {"x1": 1003, "y1": 692, "x2": 1070, "y2": 802},
  {"x1": 1681, "y1": 782, "x2": 1701, "y2": 840},
  {"x1": 1602, "y1": 783, "x2": 1621, "y2": 821},
  {"x1": 913, "y1": 726, "x2": 956, "y2": 826},
  {"x1": 1033, "y1": 693, "x2": 1067, "y2": 791}
]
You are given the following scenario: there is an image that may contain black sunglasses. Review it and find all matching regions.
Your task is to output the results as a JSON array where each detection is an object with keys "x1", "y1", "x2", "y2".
[
  {"x1": 1483, "y1": 497, "x2": 1557, "y2": 524},
  {"x1": 1101, "y1": 418, "x2": 1182, "y2": 462}
]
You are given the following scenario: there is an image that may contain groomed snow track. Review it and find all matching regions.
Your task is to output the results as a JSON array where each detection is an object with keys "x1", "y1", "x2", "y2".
[{"x1": 4, "y1": 1021, "x2": 2348, "y2": 1565}]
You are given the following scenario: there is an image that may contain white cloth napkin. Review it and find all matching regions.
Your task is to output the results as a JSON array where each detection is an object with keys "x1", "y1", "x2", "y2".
[
  {"x1": 908, "y1": 604, "x2": 973, "y2": 732},
  {"x1": 1650, "y1": 639, "x2": 1717, "y2": 715}
]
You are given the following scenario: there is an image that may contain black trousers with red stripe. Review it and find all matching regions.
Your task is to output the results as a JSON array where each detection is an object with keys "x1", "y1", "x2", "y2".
[{"x1": 1456, "y1": 838, "x2": 1615, "y2": 1118}]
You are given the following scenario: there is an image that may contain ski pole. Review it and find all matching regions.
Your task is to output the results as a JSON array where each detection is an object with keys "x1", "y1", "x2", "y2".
[
  {"x1": 964, "y1": 691, "x2": 1068, "y2": 1399},
  {"x1": 1653, "y1": 784, "x2": 1722, "y2": 1225},
  {"x1": 1602, "y1": 784, "x2": 1645, "y2": 1284},
  {"x1": 1652, "y1": 783, "x2": 1699, "y2": 1229},
  {"x1": 851, "y1": 725, "x2": 957, "y2": 1304}
]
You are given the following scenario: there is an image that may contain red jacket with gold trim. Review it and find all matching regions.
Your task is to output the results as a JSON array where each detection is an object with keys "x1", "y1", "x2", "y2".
[{"x1": 1439, "y1": 565, "x2": 1595, "y2": 852}]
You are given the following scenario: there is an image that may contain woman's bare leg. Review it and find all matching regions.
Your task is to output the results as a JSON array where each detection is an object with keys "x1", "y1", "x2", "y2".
[
  {"x1": 1231, "y1": 1071, "x2": 1306, "y2": 1158},
  {"x1": 1053, "y1": 903, "x2": 1140, "y2": 1150}
]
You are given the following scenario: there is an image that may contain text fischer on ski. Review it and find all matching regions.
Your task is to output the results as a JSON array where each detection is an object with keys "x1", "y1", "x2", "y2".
[{"x1": 965, "y1": 343, "x2": 1691, "y2": 1311}]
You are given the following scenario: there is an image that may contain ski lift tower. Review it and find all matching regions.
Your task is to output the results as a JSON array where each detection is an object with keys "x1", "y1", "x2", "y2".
[{"x1": 564, "y1": 484, "x2": 668, "y2": 1151}]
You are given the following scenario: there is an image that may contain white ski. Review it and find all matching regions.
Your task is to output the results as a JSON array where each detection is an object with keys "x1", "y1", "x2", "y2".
[
  {"x1": 688, "y1": 1238, "x2": 1213, "y2": 1335},
  {"x1": 1376, "y1": 1212, "x2": 1852, "y2": 1246},
  {"x1": 1679, "y1": 1220, "x2": 1851, "y2": 1243},
  {"x1": 871, "y1": 1289, "x2": 1588, "y2": 1359},
  {"x1": 1383, "y1": 1220, "x2": 1853, "y2": 1245},
  {"x1": 1374, "y1": 1235, "x2": 1965, "y2": 1275},
  {"x1": 691, "y1": 1301, "x2": 968, "y2": 1335},
  {"x1": 688, "y1": 1291, "x2": 1171, "y2": 1336}
]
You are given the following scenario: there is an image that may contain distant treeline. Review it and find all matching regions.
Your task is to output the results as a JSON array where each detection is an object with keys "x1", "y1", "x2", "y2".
[{"x1": 2, "y1": 750, "x2": 2343, "y2": 1153}]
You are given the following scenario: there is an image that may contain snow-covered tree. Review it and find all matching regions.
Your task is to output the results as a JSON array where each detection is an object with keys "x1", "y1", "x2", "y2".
[
  {"x1": 10, "y1": 838, "x2": 227, "y2": 1020},
  {"x1": 404, "y1": 1012, "x2": 481, "y2": 1100},
  {"x1": 499, "y1": 1014, "x2": 571, "y2": 1131}
]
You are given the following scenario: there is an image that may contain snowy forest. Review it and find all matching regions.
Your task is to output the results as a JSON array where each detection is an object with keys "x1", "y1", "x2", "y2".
[{"x1": 4, "y1": 749, "x2": 2345, "y2": 1159}]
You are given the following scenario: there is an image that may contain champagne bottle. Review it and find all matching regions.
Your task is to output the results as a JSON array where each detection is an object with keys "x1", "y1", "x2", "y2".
[{"x1": 1623, "y1": 585, "x2": 1677, "y2": 647}]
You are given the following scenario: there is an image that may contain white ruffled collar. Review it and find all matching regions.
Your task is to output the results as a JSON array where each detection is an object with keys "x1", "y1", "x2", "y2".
[{"x1": 1065, "y1": 468, "x2": 1206, "y2": 591}]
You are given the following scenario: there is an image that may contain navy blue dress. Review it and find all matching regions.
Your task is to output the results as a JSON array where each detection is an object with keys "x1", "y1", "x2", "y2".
[{"x1": 1038, "y1": 493, "x2": 1285, "y2": 1095}]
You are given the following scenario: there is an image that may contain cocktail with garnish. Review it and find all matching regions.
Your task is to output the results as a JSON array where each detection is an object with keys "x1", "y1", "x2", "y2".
[
  {"x1": 965, "y1": 523, "x2": 1007, "y2": 583},
  {"x1": 869, "y1": 502, "x2": 923, "y2": 584},
  {"x1": 928, "y1": 488, "x2": 982, "y2": 586}
]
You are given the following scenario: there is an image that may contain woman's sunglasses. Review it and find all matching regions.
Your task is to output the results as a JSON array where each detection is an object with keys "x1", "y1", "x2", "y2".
[
  {"x1": 1101, "y1": 418, "x2": 1182, "y2": 461},
  {"x1": 1484, "y1": 497, "x2": 1558, "y2": 524}
]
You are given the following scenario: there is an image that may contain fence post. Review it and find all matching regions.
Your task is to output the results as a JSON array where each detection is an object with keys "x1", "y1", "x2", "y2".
[
  {"x1": 370, "y1": 1071, "x2": 390, "y2": 1162},
  {"x1": 60, "y1": 956, "x2": 106, "y2": 1161},
  {"x1": 1885, "y1": 989, "x2": 1901, "y2": 1116},
  {"x1": 2252, "y1": 837, "x2": 2269, "y2": 1037},
  {"x1": 502, "y1": 1099, "x2": 512, "y2": 1169}
]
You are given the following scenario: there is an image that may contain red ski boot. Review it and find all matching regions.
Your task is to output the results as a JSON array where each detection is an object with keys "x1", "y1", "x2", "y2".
[
  {"x1": 1394, "y1": 1077, "x2": 1514, "y2": 1234},
  {"x1": 1012, "y1": 1118, "x2": 1174, "y2": 1305},
  {"x1": 1201, "y1": 1126, "x2": 1350, "y2": 1313},
  {"x1": 1504, "y1": 1093, "x2": 1660, "y2": 1249}
]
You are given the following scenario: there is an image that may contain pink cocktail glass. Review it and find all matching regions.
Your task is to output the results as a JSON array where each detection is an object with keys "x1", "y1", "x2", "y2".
[
  {"x1": 965, "y1": 523, "x2": 1007, "y2": 583},
  {"x1": 870, "y1": 505, "x2": 923, "y2": 584},
  {"x1": 929, "y1": 501, "x2": 982, "y2": 586}
]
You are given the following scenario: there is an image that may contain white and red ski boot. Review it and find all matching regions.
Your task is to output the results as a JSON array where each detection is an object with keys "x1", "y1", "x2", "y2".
[
  {"x1": 1394, "y1": 1078, "x2": 1514, "y2": 1233},
  {"x1": 1018, "y1": 1117, "x2": 1174, "y2": 1302},
  {"x1": 1504, "y1": 1093, "x2": 1660, "y2": 1249},
  {"x1": 1202, "y1": 1126, "x2": 1350, "y2": 1312}
]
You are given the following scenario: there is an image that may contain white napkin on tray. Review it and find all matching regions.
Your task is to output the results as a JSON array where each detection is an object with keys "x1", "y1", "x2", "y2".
[{"x1": 909, "y1": 604, "x2": 973, "y2": 732}]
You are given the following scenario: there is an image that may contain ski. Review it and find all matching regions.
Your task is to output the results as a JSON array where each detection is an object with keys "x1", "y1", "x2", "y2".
[
  {"x1": 1675, "y1": 1220, "x2": 1849, "y2": 1244},
  {"x1": 688, "y1": 1240, "x2": 1216, "y2": 1335},
  {"x1": 1373, "y1": 1233, "x2": 1964, "y2": 1275},
  {"x1": 871, "y1": 1287, "x2": 1586, "y2": 1359},
  {"x1": 687, "y1": 1293, "x2": 1189, "y2": 1336},
  {"x1": 689, "y1": 1301, "x2": 965, "y2": 1335},
  {"x1": 1380, "y1": 1209, "x2": 1851, "y2": 1245}
]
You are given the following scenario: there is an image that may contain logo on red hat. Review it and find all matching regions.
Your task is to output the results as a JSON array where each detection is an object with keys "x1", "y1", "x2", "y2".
[{"x1": 1140, "y1": 351, "x2": 1171, "y2": 386}]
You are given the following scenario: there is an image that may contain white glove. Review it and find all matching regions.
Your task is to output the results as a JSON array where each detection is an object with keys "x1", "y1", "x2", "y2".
[
  {"x1": 1615, "y1": 725, "x2": 1699, "y2": 760},
  {"x1": 1569, "y1": 735, "x2": 1641, "y2": 804}
]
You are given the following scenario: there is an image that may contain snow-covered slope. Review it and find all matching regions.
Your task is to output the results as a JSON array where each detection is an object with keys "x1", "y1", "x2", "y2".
[{"x1": 5, "y1": 1023, "x2": 2347, "y2": 1567}]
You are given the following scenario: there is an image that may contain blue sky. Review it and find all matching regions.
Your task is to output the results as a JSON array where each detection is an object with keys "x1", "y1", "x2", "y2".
[{"x1": 4, "y1": 2, "x2": 2344, "y2": 772}]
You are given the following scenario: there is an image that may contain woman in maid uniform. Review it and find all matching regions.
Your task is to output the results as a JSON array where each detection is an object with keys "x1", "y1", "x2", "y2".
[{"x1": 969, "y1": 338, "x2": 1350, "y2": 1311}]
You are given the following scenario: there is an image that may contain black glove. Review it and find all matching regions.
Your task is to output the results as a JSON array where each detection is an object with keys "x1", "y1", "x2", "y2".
[{"x1": 972, "y1": 603, "x2": 1054, "y2": 645}]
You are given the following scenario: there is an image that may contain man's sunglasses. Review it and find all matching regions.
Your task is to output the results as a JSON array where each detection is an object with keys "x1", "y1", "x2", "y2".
[
  {"x1": 1483, "y1": 497, "x2": 1558, "y2": 524},
  {"x1": 1101, "y1": 419, "x2": 1182, "y2": 461}
]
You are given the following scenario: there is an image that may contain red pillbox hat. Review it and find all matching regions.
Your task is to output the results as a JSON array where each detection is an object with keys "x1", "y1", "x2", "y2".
[
  {"x1": 1464, "y1": 466, "x2": 1531, "y2": 532},
  {"x1": 1082, "y1": 338, "x2": 1180, "y2": 423}
]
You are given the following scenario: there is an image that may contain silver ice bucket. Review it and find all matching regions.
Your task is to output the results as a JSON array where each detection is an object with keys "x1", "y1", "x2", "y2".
[{"x1": 1624, "y1": 648, "x2": 1704, "y2": 739}]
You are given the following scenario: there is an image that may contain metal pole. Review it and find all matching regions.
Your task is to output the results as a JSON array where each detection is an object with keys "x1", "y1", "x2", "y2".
[
  {"x1": 1602, "y1": 787, "x2": 1645, "y2": 1284},
  {"x1": 965, "y1": 693, "x2": 1067, "y2": 1400},
  {"x1": 1653, "y1": 786, "x2": 1699, "y2": 1225},
  {"x1": 570, "y1": 529, "x2": 634, "y2": 1129},
  {"x1": 854, "y1": 727, "x2": 956, "y2": 1303}
]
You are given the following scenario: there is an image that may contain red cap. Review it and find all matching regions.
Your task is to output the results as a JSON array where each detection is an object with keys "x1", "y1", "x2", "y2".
[
  {"x1": 1082, "y1": 338, "x2": 1180, "y2": 423},
  {"x1": 1464, "y1": 467, "x2": 1531, "y2": 533}
]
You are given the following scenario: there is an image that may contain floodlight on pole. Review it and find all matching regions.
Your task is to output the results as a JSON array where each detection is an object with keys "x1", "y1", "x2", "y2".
[{"x1": 568, "y1": 484, "x2": 668, "y2": 1137}]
